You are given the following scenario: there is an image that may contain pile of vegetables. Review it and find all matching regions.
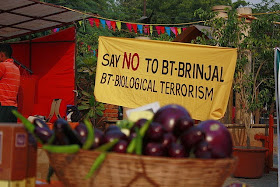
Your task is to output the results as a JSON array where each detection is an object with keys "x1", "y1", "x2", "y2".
[{"x1": 12, "y1": 104, "x2": 233, "y2": 179}]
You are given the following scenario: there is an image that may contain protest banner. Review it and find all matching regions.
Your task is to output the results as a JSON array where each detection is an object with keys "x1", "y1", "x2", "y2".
[{"x1": 95, "y1": 36, "x2": 237, "y2": 120}]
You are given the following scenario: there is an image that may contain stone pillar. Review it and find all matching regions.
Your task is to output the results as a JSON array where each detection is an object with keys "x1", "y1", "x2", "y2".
[{"x1": 212, "y1": 5, "x2": 232, "y2": 19}]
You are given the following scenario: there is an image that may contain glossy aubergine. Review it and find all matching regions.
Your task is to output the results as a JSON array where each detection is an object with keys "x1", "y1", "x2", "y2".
[
  {"x1": 32, "y1": 118, "x2": 54, "y2": 144},
  {"x1": 74, "y1": 123, "x2": 88, "y2": 144},
  {"x1": 53, "y1": 118, "x2": 83, "y2": 146},
  {"x1": 34, "y1": 127, "x2": 54, "y2": 144},
  {"x1": 33, "y1": 118, "x2": 50, "y2": 129}
]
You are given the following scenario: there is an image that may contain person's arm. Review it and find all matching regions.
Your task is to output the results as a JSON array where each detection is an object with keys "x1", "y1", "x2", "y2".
[{"x1": 0, "y1": 63, "x2": 6, "y2": 79}]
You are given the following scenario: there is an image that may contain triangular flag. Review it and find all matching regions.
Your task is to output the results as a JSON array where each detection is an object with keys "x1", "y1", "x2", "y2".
[
  {"x1": 106, "y1": 20, "x2": 112, "y2": 30},
  {"x1": 116, "y1": 22, "x2": 121, "y2": 31},
  {"x1": 155, "y1": 26, "x2": 161, "y2": 35},
  {"x1": 111, "y1": 21, "x2": 116, "y2": 31},
  {"x1": 183, "y1": 27, "x2": 187, "y2": 31},
  {"x1": 96, "y1": 49, "x2": 98, "y2": 57},
  {"x1": 88, "y1": 18, "x2": 94, "y2": 27},
  {"x1": 165, "y1": 27, "x2": 171, "y2": 36},
  {"x1": 100, "y1": 19, "x2": 106, "y2": 28},
  {"x1": 78, "y1": 21, "x2": 82, "y2": 26},
  {"x1": 171, "y1": 27, "x2": 178, "y2": 36},
  {"x1": 177, "y1": 27, "x2": 182, "y2": 34},
  {"x1": 93, "y1": 50, "x2": 96, "y2": 56},
  {"x1": 161, "y1": 26, "x2": 165, "y2": 34},
  {"x1": 52, "y1": 28, "x2": 59, "y2": 32},
  {"x1": 88, "y1": 45, "x2": 91, "y2": 51},
  {"x1": 137, "y1": 25, "x2": 143, "y2": 34},
  {"x1": 94, "y1": 18, "x2": 100, "y2": 28},
  {"x1": 132, "y1": 24, "x2": 137, "y2": 33},
  {"x1": 126, "y1": 23, "x2": 132, "y2": 32},
  {"x1": 144, "y1": 25, "x2": 149, "y2": 34},
  {"x1": 150, "y1": 25, "x2": 153, "y2": 35}
]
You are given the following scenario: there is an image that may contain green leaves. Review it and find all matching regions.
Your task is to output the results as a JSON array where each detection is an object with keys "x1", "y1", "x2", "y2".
[{"x1": 78, "y1": 91, "x2": 105, "y2": 120}]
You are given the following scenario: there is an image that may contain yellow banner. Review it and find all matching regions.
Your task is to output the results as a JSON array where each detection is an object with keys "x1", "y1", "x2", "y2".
[{"x1": 94, "y1": 36, "x2": 237, "y2": 121}]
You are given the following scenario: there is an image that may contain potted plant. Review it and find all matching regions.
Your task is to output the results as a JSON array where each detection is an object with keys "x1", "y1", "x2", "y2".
[{"x1": 193, "y1": 2, "x2": 278, "y2": 178}]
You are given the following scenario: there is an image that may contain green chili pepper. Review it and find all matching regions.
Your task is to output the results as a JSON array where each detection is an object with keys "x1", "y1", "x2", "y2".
[
  {"x1": 43, "y1": 144, "x2": 80, "y2": 154},
  {"x1": 82, "y1": 119, "x2": 95, "y2": 150},
  {"x1": 127, "y1": 120, "x2": 152, "y2": 154},
  {"x1": 139, "y1": 119, "x2": 152, "y2": 136},
  {"x1": 12, "y1": 110, "x2": 43, "y2": 144},
  {"x1": 12, "y1": 110, "x2": 35, "y2": 133},
  {"x1": 85, "y1": 139, "x2": 118, "y2": 179},
  {"x1": 127, "y1": 121, "x2": 135, "y2": 129},
  {"x1": 96, "y1": 139, "x2": 119, "y2": 152},
  {"x1": 85, "y1": 152, "x2": 107, "y2": 179},
  {"x1": 135, "y1": 128, "x2": 142, "y2": 155},
  {"x1": 126, "y1": 138, "x2": 136, "y2": 154}
]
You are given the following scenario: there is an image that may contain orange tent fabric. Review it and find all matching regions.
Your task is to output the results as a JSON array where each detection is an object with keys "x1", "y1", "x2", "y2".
[{"x1": 11, "y1": 27, "x2": 76, "y2": 121}]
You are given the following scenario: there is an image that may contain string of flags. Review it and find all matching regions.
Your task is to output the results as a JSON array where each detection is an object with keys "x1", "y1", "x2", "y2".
[
  {"x1": 52, "y1": 16, "x2": 193, "y2": 56},
  {"x1": 78, "y1": 17, "x2": 188, "y2": 37},
  {"x1": 76, "y1": 17, "x2": 190, "y2": 56}
]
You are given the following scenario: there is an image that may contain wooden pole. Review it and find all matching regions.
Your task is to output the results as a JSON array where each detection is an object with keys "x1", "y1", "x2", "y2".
[{"x1": 143, "y1": 0, "x2": 146, "y2": 16}]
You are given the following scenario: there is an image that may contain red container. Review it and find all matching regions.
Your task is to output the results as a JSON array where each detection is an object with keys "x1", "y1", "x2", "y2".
[{"x1": 233, "y1": 146, "x2": 268, "y2": 178}]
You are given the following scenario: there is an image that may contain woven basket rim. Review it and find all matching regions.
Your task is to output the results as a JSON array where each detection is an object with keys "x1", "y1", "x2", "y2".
[
  {"x1": 48, "y1": 149, "x2": 237, "y2": 163},
  {"x1": 47, "y1": 149, "x2": 237, "y2": 187}
]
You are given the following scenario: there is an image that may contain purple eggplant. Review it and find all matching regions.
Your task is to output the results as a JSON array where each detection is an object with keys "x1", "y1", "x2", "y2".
[
  {"x1": 92, "y1": 128, "x2": 105, "y2": 149},
  {"x1": 74, "y1": 123, "x2": 88, "y2": 144},
  {"x1": 33, "y1": 118, "x2": 49, "y2": 129},
  {"x1": 34, "y1": 127, "x2": 54, "y2": 144},
  {"x1": 53, "y1": 118, "x2": 82, "y2": 146},
  {"x1": 32, "y1": 118, "x2": 54, "y2": 144}
]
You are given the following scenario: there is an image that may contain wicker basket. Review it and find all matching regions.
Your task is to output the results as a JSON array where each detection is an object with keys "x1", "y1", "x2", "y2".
[{"x1": 47, "y1": 150, "x2": 237, "y2": 187}]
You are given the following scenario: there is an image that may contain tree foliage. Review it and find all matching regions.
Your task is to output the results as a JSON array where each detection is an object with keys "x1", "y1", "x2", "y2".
[{"x1": 193, "y1": 0, "x2": 280, "y2": 146}]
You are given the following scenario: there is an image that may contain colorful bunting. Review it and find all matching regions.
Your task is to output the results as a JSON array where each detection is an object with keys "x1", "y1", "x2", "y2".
[
  {"x1": 100, "y1": 19, "x2": 106, "y2": 28},
  {"x1": 94, "y1": 18, "x2": 100, "y2": 28},
  {"x1": 144, "y1": 25, "x2": 149, "y2": 34},
  {"x1": 126, "y1": 23, "x2": 132, "y2": 32},
  {"x1": 137, "y1": 25, "x2": 143, "y2": 34},
  {"x1": 171, "y1": 27, "x2": 178, "y2": 36},
  {"x1": 116, "y1": 22, "x2": 121, "y2": 31},
  {"x1": 178, "y1": 27, "x2": 182, "y2": 34},
  {"x1": 155, "y1": 26, "x2": 161, "y2": 35},
  {"x1": 132, "y1": 24, "x2": 137, "y2": 33},
  {"x1": 106, "y1": 20, "x2": 112, "y2": 30},
  {"x1": 52, "y1": 28, "x2": 59, "y2": 32},
  {"x1": 88, "y1": 18, "x2": 94, "y2": 27},
  {"x1": 83, "y1": 17, "x2": 194, "y2": 37},
  {"x1": 111, "y1": 21, "x2": 116, "y2": 31},
  {"x1": 161, "y1": 26, "x2": 165, "y2": 34},
  {"x1": 165, "y1": 27, "x2": 171, "y2": 36}
]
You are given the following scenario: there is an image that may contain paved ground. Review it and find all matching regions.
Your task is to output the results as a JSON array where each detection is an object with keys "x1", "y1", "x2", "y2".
[
  {"x1": 223, "y1": 154, "x2": 278, "y2": 187},
  {"x1": 223, "y1": 171, "x2": 278, "y2": 187}
]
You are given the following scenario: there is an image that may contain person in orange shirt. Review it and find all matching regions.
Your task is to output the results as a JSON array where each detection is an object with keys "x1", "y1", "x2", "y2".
[{"x1": 0, "y1": 44, "x2": 20, "y2": 122}]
